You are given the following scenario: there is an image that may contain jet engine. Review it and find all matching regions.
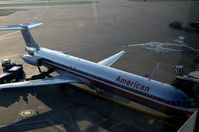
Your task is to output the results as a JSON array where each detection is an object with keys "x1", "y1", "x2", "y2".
[{"x1": 22, "y1": 55, "x2": 43, "y2": 66}]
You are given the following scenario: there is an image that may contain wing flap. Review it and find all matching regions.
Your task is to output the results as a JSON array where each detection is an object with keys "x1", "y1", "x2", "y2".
[
  {"x1": 98, "y1": 51, "x2": 125, "y2": 67},
  {"x1": 0, "y1": 75, "x2": 81, "y2": 89}
]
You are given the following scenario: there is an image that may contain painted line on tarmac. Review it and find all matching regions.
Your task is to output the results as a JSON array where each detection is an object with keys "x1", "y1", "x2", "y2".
[
  {"x1": 0, "y1": 35, "x2": 19, "y2": 41},
  {"x1": 47, "y1": 120, "x2": 67, "y2": 132},
  {"x1": 71, "y1": 84, "x2": 174, "y2": 124},
  {"x1": 0, "y1": 7, "x2": 50, "y2": 41},
  {"x1": 0, "y1": 125, "x2": 6, "y2": 128},
  {"x1": 0, "y1": 31, "x2": 19, "y2": 41},
  {"x1": 0, "y1": 54, "x2": 21, "y2": 60},
  {"x1": 127, "y1": 37, "x2": 199, "y2": 53},
  {"x1": 28, "y1": 7, "x2": 50, "y2": 23}
]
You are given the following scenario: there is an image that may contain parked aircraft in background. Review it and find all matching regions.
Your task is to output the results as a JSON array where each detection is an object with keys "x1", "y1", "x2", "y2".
[{"x1": 0, "y1": 23, "x2": 197, "y2": 116}]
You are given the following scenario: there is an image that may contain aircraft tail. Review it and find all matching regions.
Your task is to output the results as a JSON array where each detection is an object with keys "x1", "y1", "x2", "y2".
[{"x1": 0, "y1": 23, "x2": 42, "y2": 50}]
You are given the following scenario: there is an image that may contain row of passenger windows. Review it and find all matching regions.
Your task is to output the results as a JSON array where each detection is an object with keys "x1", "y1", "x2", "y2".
[{"x1": 49, "y1": 61, "x2": 194, "y2": 108}]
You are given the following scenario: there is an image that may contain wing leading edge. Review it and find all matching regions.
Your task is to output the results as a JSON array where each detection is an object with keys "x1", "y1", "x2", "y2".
[
  {"x1": 98, "y1": 51, "x2": 125, "y2": 67},
  {"x1": 0, "y1": 75, "x2": 81, "y2": 90}
]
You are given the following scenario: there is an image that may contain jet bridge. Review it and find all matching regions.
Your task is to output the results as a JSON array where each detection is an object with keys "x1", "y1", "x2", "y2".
[{"x1": 172, "y1": 71, "x2": 199, "y2": 104}]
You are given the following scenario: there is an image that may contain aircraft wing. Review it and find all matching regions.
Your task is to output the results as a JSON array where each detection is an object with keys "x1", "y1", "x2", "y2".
[
  {"x1": 0, "y1": 75, "x2": 81, "y2": 90},
  {"x1": 98, "y1": 51, "x2": 125, "y2": 67}
]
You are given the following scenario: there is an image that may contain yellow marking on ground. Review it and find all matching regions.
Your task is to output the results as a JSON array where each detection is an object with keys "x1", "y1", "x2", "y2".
[{"x1": 71, "y1": 85, "x2": 174, "y2": 124}]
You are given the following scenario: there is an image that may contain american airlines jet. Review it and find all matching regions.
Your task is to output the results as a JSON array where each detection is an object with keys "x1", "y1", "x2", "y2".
[{"x1": 0, "y1": 23, "x2": 197, "y2": 116}]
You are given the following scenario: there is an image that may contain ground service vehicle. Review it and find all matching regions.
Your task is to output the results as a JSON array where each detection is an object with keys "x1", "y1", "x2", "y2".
[{"x1": 0, "y1": 59, "x2": 25, "y2": 84}]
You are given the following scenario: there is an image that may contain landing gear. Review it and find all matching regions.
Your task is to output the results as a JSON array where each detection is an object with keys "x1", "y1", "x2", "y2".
[
  {"x1": 87, "y1": 84, "x2": 104, "y2": 93},
  {"x1": 38, "y1": 67, "x2": 54, "y2": 78},
  {"x1": 26, "y1": 67, "x2": 55, "y2": 80},
  {"x1": 37, "y1": 66, "x2": 42, "y2": 73}
]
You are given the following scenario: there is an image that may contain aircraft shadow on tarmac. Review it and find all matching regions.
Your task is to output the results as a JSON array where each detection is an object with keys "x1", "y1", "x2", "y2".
[
  {"x1": 0, "y1": 84, "x2": 130, "y2": 132},
  {"x1": 0, "y1": 89, "x2": 22, "y2": 107}
]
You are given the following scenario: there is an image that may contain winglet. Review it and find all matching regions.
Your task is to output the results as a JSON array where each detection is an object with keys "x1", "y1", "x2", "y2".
[{"x1": 98, "y1": 51, "x2": 125, "y2": 67}]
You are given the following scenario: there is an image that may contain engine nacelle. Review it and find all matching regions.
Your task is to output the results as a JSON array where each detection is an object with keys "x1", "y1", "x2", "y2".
[{"x1": 22, "y1": 55, "x2": 43, "y2": 66}]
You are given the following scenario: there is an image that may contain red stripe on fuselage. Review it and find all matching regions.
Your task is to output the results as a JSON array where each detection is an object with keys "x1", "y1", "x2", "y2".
[{"x1": 44, "y1": 61, "x2": 194, "y2": 115}]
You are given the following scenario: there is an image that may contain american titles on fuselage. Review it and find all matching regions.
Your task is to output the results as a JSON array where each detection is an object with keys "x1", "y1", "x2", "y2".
[{"x1": 115, "y1": 76, "x2": 150, "y2": 92}]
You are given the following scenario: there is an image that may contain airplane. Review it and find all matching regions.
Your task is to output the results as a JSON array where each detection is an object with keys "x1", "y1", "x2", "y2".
[{"x1": 0, "y1": 22, "x2": 197, "y2": 116}]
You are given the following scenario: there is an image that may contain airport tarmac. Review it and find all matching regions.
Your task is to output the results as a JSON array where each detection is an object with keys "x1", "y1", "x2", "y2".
[
  {"x1": 0, "y1": 0, "x2": 199, "y2": 131},
  {"x1": 0, "y1": 85, "x2": 178, "y2": 132}
]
